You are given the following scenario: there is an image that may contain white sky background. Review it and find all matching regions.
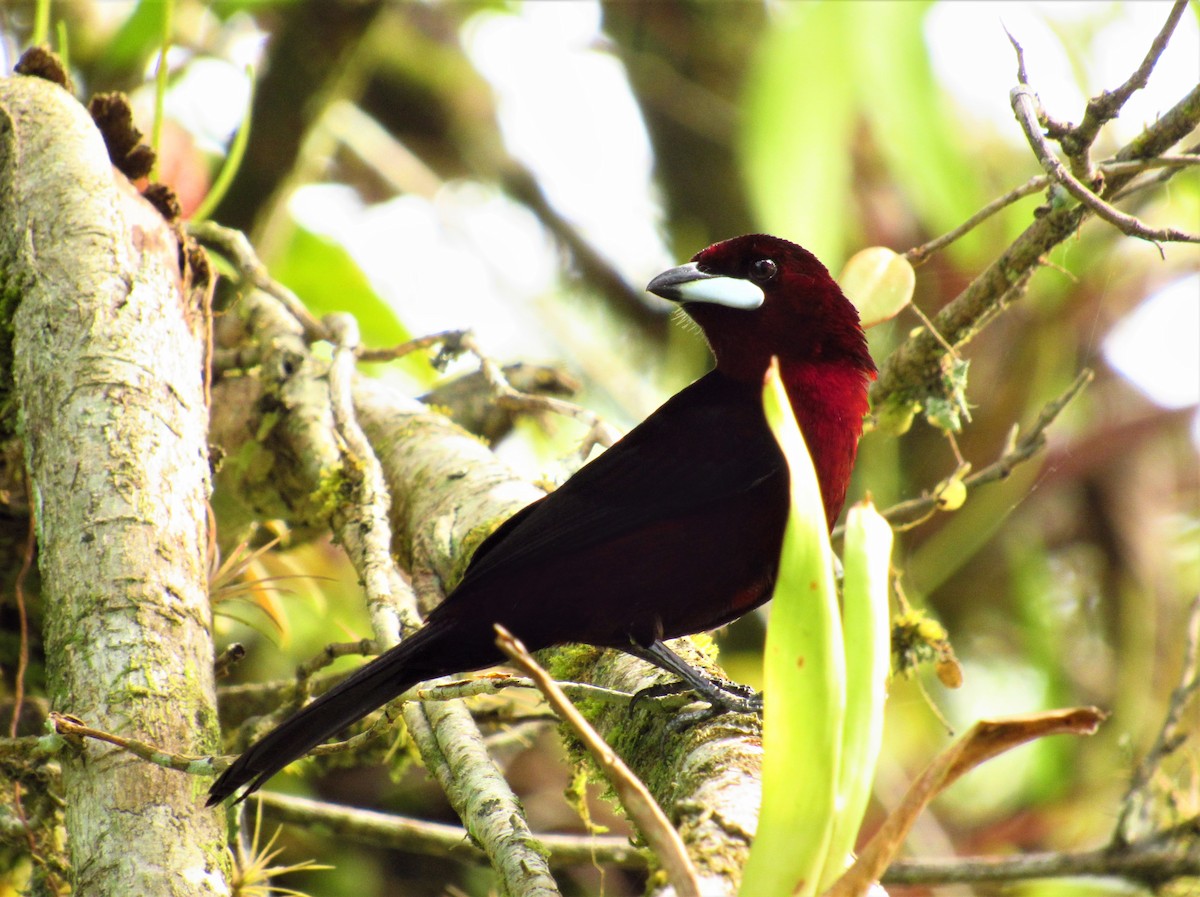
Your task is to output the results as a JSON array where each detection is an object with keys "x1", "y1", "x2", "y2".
[{"x1": 145, "y1": 0, "x2": 1199, "y2": 432}]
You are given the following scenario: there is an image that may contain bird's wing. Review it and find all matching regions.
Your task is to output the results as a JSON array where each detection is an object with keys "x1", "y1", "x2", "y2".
[{"x1": 458, "y1": 370, "x2": 783, "y2": 584}]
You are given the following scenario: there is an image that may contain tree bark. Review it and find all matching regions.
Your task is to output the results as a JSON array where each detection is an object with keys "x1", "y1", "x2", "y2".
[{"x1": 1, "y1": 75, "x2": 226, "y2": 895}]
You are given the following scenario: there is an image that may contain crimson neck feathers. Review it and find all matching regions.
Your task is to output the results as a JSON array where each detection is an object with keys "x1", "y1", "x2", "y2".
[{"x1": 683, "y1": 236, "x2": 876, "y2": 526}]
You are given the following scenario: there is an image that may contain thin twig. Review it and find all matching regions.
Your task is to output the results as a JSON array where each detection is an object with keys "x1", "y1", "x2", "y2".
[
  {"x1": 1010, "y1": 86, "x2": 1200, "y2": 256},
  {"x1": 361, "y1": 328, "x2": 617, "y2": 454},
  {"x1": 215, "y1": 668, "x2": 631, "y2": 739},
  {"x1": 494, "y1": 625, "x2": 702, "y2": 897},
  {"x1": 357, "y1": 329, "x2": 470, "y2": 363},
  {"x1": 1060, "y1": 0, "x2": 1191, "y2": 179},
  {"x1": 1109, "y1": 142, "x2": 1200, "y2": 203},
  {"x1": 1100, "y1": 154, "x2": 1200, "y2": 176},
  {"x1": 459, "y1": 332, "x2": 622, "y2": 456},
  {"x1": 188, "y1": 220, "x2": 330, "y2": 342},
  {"x1": 416, "y1": 675, "x2": 635, "y2": 707},
  {"x1": 254, "y1": 672, "x2": 633, "y2": 760},
  {"x1": 905, "y1": 176, "x2": 1047, "y2": 265},
  {"x1": 906, "y1": 302, "x2": 958, "y2": 357},
  {"x1": 51, "y1": 713, "x2": 221, "y2": 776},
  {"x1": 255, "y1": 790, "x2": 646, "y2": 869},
  {"x1": 902, "y1": 155, "x2": 1200, "y2": 266},
  {"x1": 294, "y1": 638, "x2": 376, "y2": 684},
  {"x1": 857, "y1": 369, "x2": 1093, "y2": 534}
]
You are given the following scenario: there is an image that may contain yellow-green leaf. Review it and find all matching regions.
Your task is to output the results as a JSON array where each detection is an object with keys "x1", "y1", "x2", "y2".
[{"x1": 838, "y1": 247, "x2": 916, "y2": 328}]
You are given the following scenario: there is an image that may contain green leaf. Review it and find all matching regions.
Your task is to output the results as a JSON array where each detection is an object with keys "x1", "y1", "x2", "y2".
[
  {"x1": 98, "y1": 0, "x2": 167, "y2": 78},
  {"x1": 741, "y1": 362, "x2": 842, "y2": 897},
  {"x1": 855, "y1": 2, "x2": 994, "y2": 263},
  {"x1": 827, "y1": 499, "x2": 893, "y2": 885},
  {"x1": 744, "y1": 365, "x2": 893, "y2": 896},
  {"x1": 741, "y1": 2, "x2": 857, "y2": 266}
]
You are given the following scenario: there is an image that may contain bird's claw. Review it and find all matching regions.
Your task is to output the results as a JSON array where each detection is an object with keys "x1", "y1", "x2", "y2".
[
  {"x1": 629, "y1": 681, "x2": 693, "y2": 712},
  {"x1": 629, "y1": 678, "x2": 763, "y2": 719}
]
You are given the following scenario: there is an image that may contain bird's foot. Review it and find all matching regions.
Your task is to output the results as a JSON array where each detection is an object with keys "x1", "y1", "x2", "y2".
[{"x1": 630, "y1": 677, "x2": 762, "y2": 717}]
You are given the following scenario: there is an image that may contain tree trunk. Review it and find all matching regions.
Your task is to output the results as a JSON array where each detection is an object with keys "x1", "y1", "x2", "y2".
[{"x1": 1, "y1": 75, "x2": 227, "y2": 896}]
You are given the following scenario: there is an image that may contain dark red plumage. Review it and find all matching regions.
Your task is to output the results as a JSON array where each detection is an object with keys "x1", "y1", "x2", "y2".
[{"x1": 208, "y1": 234, "x2": 875, "y2": 805}]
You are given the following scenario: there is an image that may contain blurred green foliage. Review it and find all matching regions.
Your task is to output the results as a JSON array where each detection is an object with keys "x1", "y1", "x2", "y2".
[{"x1": 2, "y1": 1, "x2": 1197, "y2": 895}]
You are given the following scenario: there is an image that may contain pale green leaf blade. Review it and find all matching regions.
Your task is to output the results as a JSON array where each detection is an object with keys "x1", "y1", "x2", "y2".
[
  {"x1": 740, "y1": 362, "x2": 844, "y2": 897},
  {"x1": 822, "y1": 498, "x2": 893, "y2": 889}
]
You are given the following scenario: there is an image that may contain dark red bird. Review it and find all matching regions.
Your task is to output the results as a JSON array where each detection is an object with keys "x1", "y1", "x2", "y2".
[{"x1": 208, "y1": 234, "x2": 875, "y2": 804}]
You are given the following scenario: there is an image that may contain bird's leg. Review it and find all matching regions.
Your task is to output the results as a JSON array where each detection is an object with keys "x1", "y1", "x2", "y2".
[{"x1": 625, "y1": 640, "x2": 762, "y2": 714}]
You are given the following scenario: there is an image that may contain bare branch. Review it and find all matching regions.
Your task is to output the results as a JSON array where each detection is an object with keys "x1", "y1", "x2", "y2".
[
  {"x1": 884, "y1": 828, "x2": 1200, "y2": 890},
  {"x1": 357, "y1": 329, "x2": 470, "y2": 363},
  {"x1": 1010, "y1": 86, "x2": 1200, "y2": 255},
  {"x1": 875, "y1": 41, "x2": 1200, "y2": 418},
  {"x1": 255, "y1": 791, "x2": 646, "y2": 869},
  {"x1": 189, "y1": 219, "x2": 330, "y2": 342},
  {"x1": 1109, "y1": 142, "x2": 1200, "y2": 202},
  {"x1": 903, "y1": 154, "x2": 1200, "y2": 266},
  {"x1": 1061, "y1": 0, "x2": 1191, "y2": 178},
  {"x1": 458, "y1": 332, "x2": 622, "y2": 456}
]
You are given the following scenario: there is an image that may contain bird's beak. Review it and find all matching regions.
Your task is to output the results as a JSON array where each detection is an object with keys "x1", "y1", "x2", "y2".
[{"x1": 646, "y1": 263, "x2": 764, "y2": 310}]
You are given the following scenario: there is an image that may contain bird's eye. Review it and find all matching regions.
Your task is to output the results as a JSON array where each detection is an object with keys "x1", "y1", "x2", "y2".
[{"x1": 749, "y1": 259, "x2": 778, "y2": 282}]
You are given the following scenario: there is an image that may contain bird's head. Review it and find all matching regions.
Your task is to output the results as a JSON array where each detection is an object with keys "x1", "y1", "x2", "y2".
[{"x1": 646, "y1": 234, "x2": 874, "y2": 384}]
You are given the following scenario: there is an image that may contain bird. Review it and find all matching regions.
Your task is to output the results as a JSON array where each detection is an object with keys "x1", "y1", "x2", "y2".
[{"x1": 208, "y1": 234, "x2": 876, "y2": 805}]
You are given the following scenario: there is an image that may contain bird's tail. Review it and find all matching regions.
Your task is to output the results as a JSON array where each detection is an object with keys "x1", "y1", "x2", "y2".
[{"x1": 207, "y1": 622, "x2": 461, "y2": 805}]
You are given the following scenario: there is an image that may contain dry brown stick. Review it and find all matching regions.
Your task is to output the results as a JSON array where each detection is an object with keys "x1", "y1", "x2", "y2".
[
  {"x1": 827, "y1": 709, "x2": 1105, "y2": 897},
  {"x1": 494, "y1": 625, "x2": 702, "y2": 897}
]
